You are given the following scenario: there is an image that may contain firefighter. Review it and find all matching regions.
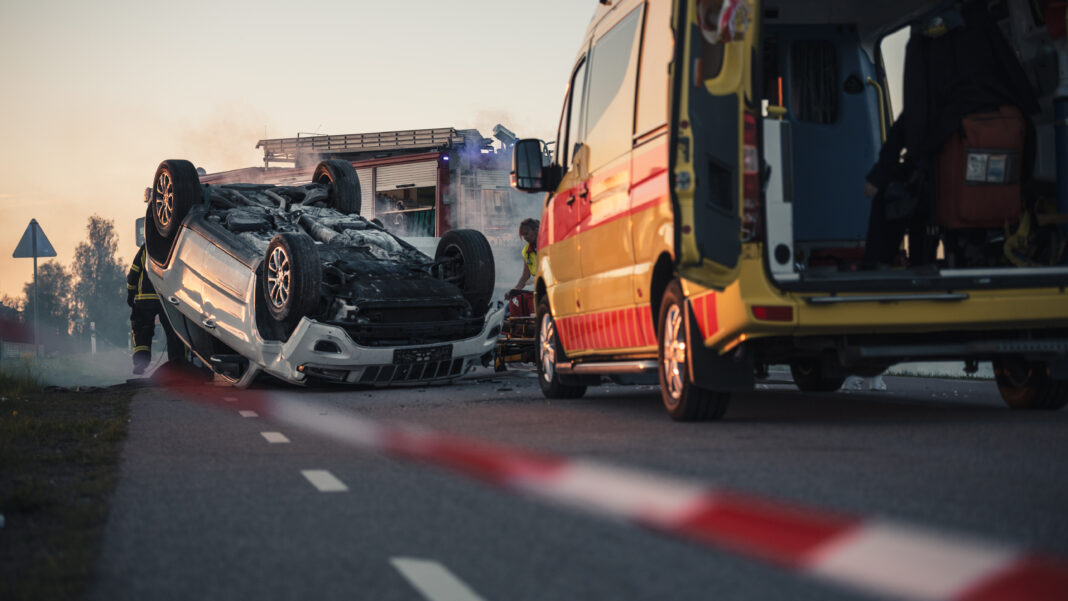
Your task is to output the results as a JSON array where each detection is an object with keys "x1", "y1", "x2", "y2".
[
  {"x1": 505, "y1": 218, "x2": 539, "y2": 316},
  {"x1": 126, "y1": 245, "x2": 183, "y2": 375}
]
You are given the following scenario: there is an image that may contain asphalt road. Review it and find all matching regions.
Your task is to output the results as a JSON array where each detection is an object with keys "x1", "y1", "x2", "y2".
[{"x1": 90, "y1": 369, "x2": 1068, "y2": 601}]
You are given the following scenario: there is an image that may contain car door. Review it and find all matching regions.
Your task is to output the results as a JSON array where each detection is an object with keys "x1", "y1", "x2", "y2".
[
  {"x1": 671, "y1": 0, "x2": 760, "y2": 289},
  {"x1": 575, "y1": 4, "x2": 646, "y2": 355},
  {"x1": 544, "y1": 54, "x2": 590, "y2": 353}
]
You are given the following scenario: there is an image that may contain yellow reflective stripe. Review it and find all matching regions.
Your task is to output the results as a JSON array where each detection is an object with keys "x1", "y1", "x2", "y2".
[
  {"x1": 134, "y1": 293, "x2": 159, "y2": 301},
  {"x1": 130, "y1": 264, "x2": 141, "y2": 273},
  {"x1": 132, "y1": 346, "x2": 150, "y2": 353},
  {"x1": 127, "y1": 284, "x2": 136, "y2": 290}
]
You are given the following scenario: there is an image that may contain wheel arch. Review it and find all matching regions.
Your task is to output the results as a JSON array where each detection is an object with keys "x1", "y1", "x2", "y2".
[{"x1": 649, "y1": 252, "x2": 676, "y2": 336}]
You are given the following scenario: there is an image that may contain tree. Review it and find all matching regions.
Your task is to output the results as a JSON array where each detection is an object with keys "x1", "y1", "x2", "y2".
[
  {"x1": 21, "y1": 260, "x2": 73, "y2": 348},
  {"x1": 71, "y1": 216, "x2": 128, "y2": 348}
]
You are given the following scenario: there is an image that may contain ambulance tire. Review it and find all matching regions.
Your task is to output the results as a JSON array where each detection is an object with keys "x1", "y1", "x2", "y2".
[
  {"x1": 435, "y1": 229, "x2": 495, "y2": 318},
  {"x1": 261, "y1": 232, "x2": 321, "y2": 336},
  {"x1": 536, "y1": 296, "x2": 586, "y2": 399},
  {"x1": 312, "y1": 159, "x2": 361, "y2": 214},
  {"x1": 150, "y1": 159, "x2": 202, "y2": 252},
  {"x1": 657, "y1": 281, "x2": 729, "y2": 421},
  {"x1": 789, "y1": 358, "x2": 846, "y2": 392},
  {"x1": 993, "y1": 357, "x2": 1068, "y2": 410}
]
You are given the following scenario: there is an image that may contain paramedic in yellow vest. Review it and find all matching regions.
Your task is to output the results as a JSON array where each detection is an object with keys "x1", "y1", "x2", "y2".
[
  {"x1": 126, "y1": 245, "x2": 183, "y2": 374},
  {"x1": 509, "y1": 218, "x2": 539, "y2": 296}
]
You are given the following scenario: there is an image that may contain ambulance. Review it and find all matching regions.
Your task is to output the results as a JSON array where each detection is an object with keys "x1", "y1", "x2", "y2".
[{"x1": 511, "y1": 0, "x2": 1068, "y2": 420}]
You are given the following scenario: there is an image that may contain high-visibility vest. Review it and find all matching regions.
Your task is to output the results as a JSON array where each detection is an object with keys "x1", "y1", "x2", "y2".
[{"x1": 522, "y1": 243, "x2": 537, "y2": 277}]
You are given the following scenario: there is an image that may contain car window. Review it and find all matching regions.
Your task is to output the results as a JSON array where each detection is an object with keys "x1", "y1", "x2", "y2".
[
  {"x1": 584, "y1": 7, "x2": 644, "y2": 171},
  {"x1": 879, "y1": 26, "x2": 909, "y2": 120},
  {"x1": 635, "y1": 0, "x2": 672, "y2": 136},
  {"x1": 563, "y1": 58, "x2": 589, "y2": 169}
]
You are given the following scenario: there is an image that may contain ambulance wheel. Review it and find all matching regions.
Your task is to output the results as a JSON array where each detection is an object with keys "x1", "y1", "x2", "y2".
[
  {"x1": 150, "y1": 159, "x2": 202, "y2": 253},
  {"x1": 435, "y1": 229, "x2": 495, "y2": 318},
  {"x1": 790, "y1": 358, "x2": 846, "y2": 392},
  {"x1": 536, "y1": 296, "x2": 586, "y2": 399},
  {"x1": 312, "y1": 159, "x2": 361, "y2": 214},
  {"x1": 657, "y1": 280, "x2": 729, "y2": 421},
  {"x1": 993, "y1": 357, "x2": 1068, "y2": 410},
  {"x1": 261, "y1": 232, "x2": 321, "y2": 334}
]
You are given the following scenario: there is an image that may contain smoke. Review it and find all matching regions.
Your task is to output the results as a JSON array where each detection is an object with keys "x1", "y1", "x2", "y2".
[{"x1": 177, "y1": 103, "x2": 271, "y2": 173}]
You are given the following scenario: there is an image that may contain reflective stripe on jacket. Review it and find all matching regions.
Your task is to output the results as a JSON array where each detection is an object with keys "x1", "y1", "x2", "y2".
[{"x1": 126, "y1": 247, "x2": 160, "y2": 303}]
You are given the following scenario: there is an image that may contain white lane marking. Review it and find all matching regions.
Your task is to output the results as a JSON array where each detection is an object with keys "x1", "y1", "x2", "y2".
[
  {"x1": 805, "y1": 521, "x2": 1020, "y2": 601},
  {"x1": 391, "y1": 558, "x2": 488, "y2": 601},
  {"x1": 224, "y1": 396, "x2": 238, "y2": 402},
  {"x1": 260, "y1": 432, "x2": 290, "y2": 444},
  {"x1": 301, "y1": 470, "x2": 348, "y2": 493},
  {"x1": 239, "y1": 410, "x2": 258, "y2": 418}
]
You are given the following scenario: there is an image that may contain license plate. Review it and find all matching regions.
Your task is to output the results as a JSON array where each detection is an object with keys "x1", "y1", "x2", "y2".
[{"x1": 393, "y1": 344, "x2": 452, "y2": 365}]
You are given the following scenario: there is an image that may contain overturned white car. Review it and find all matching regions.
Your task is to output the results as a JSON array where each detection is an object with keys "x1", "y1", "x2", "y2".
[{"x1": 143, "y1": 158, "x2": 504, "y2": 387}]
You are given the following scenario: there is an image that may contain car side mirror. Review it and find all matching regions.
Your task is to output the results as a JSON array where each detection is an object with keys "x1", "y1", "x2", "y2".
[{"x1": 511, "y1": 139, "x2": 553, "y2": 192}]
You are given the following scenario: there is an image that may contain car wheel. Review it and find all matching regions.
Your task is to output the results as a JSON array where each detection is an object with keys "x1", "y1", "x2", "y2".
[
  {"x1": 261, "y1": 232, "x2": 322, "y2": 333},
  {"x1": 657, "y1": 280, "x2": 729, "y2": 421},
  {"x1": 789, "y1": 358, "x2": 846, "y2": 392},
  {"x1": 149, "y1": 159, "x2": 202, "y2": 257},
  {"x1": 993, "y1": 357, "x2": 1067, "y2": 410},
  {"x1": 536, "y1": 295, "x2": 586, "y2": 399},
  {"x1": 312, "y1": 160, "x2": 360, "y2": 214},
  {"x1": 434, "y1": 229, "x2": 495, "y2": 318}
]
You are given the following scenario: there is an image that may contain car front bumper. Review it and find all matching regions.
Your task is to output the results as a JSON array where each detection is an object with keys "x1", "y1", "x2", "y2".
[{"x1": 253, "y1": 304, "x2": 506, "y2": 386}]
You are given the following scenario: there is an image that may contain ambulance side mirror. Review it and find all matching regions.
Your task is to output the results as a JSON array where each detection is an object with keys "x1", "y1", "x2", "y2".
[{"x1": 511, "y1": 139, "x2": 556, "y2": 192}]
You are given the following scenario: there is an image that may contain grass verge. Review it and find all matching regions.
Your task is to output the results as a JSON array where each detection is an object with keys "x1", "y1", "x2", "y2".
[{"x1": 0, "y1": 373, "x2": 132, "y2": 601}]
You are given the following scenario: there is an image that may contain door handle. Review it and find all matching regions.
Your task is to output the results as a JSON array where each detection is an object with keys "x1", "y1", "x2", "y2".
[
  {"x1": 578, "y1": 187, "x2": 589, "y2": 199},
  {"x1": 167, "y1": 296, "x2": 180, "y2": 306},
  {"x1": 201, "y1": 318, "x2": 216, "y2": 330},
  {"x1": 566, "y1": 194, "x2": 576, "y2": 206}
]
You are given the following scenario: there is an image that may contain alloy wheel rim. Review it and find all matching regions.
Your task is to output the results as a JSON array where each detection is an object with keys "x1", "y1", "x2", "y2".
[
  {"x1": 154, "y1": 172, "x2": 174, "y2": 228},
  {"x1": 662, "y1": 304, "x2": 686, "y2": 400},
  {"x1": 539, "y1": 313, "x2": 556, "y2": 383},
  {"x1": 266, "y1": 246, "x2": 291, "y2": 310}
]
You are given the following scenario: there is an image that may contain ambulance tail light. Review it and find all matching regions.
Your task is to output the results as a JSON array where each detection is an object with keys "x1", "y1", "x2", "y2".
[
  {"x1": 742, "y1": 113, "x2": 761, "y2": 243},
  {"x1": 752, "y1": 305, "x2": 793, "y2": 322}
]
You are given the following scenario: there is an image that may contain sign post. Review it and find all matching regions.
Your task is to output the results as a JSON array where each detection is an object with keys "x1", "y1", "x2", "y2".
[{"x1": 12, "y1": 219, "x2": 57, "y2": 359}]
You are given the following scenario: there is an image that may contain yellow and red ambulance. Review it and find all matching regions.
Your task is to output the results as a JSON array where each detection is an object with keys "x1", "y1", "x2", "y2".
[{"x1": 512, "y1": 0, "x2": 1068, "y2": 420}]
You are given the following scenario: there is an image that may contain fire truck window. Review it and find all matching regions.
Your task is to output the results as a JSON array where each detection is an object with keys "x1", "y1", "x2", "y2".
[
  {"x1": 375, "y1": 187, "x2": 436, "y2": 237},
  {"x1": 585, "y1": 6, "x2": 643, "y2": 171},
  {"x1": 635, "y1": 1, "x2": 672, "y2": 135},
  {"x1": 790, "y1": 40, "x2": 839, "y2": 124}
]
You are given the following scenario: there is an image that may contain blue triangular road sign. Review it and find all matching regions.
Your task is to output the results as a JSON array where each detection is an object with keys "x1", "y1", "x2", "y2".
[{"x1": 12, "y1": 219, "x2": 57, "y2": 259}]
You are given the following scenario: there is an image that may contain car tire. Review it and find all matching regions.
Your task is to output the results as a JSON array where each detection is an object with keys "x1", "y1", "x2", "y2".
[
  {"x1": 657, "y1": 280, "x2": 729, "y2": 421},
  {"x1": 261, "y1": 232, "x2": 322, "y2": 333},
  {"x1": 434, "y1": 229, "x2": 495, "y2": 318},
  {"x1": 789, "y1": 358, "x2": 846, "y2": 392},
  {"x1": 150, "y1": 159, "x2": 202, "y2": 256},
  {"x1": 313, "y1": 160, "x2": 360, "y2": 214},
  {"x1": 535, "y1": 295, "x2": 586, "y2": 399},
  {"x1": 993, "y1": 357, "x2": 1068, "y2": 410}
]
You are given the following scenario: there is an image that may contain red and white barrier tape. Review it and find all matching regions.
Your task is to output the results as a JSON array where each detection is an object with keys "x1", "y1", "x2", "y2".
[{"x1": 162, "y1": 379, "x2": 1068, "y2": 601}]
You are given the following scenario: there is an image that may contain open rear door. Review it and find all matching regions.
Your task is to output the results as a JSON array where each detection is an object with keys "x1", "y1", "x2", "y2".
[{"x1": 671, "y1": 0, "x2": 760, "y2": 289}]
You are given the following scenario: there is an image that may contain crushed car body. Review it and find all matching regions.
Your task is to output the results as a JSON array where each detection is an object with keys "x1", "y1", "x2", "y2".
[{"x1": 143, "y1": 158, "x2": 504, "y2": 388}]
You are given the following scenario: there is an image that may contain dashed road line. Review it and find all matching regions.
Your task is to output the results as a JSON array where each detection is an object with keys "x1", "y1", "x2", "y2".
[
  {"x1": 238, "y1": 410, "x2": 259, "y2": 418},
  {"x1": 301, "y1": 469, "x2": 348, "y2": 492},
  {"x1": 260, "y1": 432, "x2": 290, "y2": 444},
  {"x1": 391, "y1": 558, "x2": 488, "y2": 601}
]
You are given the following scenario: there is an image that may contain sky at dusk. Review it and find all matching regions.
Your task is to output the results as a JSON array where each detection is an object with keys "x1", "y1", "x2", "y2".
[
  {"x1": 0, "y1": 0, "x2": 594, "y2": 300},
  {"x1": 0, "y1": 1, "x2": 906, "y2": 302}
]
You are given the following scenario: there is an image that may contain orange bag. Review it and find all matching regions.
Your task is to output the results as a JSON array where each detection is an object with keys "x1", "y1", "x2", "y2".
[{"x1": 936, "y1": 106, "x2": 1025, "y2": 229}]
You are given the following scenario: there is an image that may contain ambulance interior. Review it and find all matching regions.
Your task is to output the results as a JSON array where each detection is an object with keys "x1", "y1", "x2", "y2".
[{"x1": 750, "y1": 0, "x2": 1066, "y2": 285}]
